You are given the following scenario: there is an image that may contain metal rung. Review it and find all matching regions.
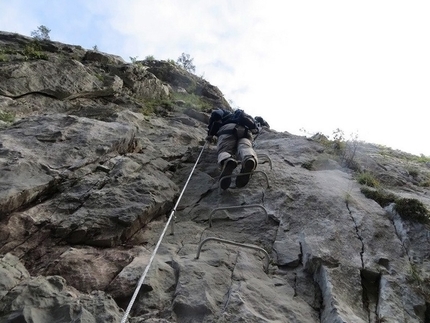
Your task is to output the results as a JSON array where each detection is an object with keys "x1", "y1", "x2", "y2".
[
  {"x1": 209, "y1": 204, "x2": 268, "y2": 227},
  {"x1": 195, "y1": 237, "x2": 270, "y2": 273},
  {"x1": 257, "y1": 154, "x2": 272, "y2": 169},
  {"x1": 218, "y1": 170, "x2": 269, "y2": 192}
]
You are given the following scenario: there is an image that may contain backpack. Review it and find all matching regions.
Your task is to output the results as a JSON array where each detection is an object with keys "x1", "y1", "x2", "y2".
[
  {"x1": 208, "y1": 109, "x2": 232, "y2": 136},
  {"x1": 229, "y1": 109, "x2": 257, "y2": 130}
]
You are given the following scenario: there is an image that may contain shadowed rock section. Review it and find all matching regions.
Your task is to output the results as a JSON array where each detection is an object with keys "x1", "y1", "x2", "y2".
[{"x1": 0, "y1": 31, "x2": 429, "y2": 322}]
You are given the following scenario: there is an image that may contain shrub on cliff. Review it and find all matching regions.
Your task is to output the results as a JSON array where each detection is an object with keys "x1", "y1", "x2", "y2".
[
  {"x1": 31, "y1": 25, "x2": 51, "y2": 41},
  {"x1": 176, "y1": 52, "x2": 195, "y2": 73}
]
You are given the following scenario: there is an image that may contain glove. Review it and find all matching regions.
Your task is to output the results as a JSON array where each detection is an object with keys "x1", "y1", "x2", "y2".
[
  {"x1": 251, "y1": 127, "x2": 260, "y2": 135},
  {"x1": 205, "y1": 135, "x2": 217, "y2": 144}
]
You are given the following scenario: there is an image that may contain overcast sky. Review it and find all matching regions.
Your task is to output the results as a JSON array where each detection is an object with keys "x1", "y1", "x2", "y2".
[{"x1": 1, "y1": 0, "x2": 429, "y2": 156}]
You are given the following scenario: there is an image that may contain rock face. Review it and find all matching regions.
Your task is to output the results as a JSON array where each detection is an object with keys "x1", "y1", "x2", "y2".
[{"x1": 0, "y1": 31, "x2": 429, "y2": 323}]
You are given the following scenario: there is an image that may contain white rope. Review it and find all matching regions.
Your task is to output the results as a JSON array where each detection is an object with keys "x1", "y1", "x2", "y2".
[{"x1": 121, "y1": 142, "x2": 208, "y2": 323}]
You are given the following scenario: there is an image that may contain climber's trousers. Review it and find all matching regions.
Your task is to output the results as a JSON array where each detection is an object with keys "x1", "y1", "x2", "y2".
[{"x1": 216, "y1": 124, "x2": 257, "y2": 169}]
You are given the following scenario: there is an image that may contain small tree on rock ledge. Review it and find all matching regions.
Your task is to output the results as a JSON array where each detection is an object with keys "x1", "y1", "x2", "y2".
[
  {"x1": 176, "y1": 52, "x2": 195, "y2": 73},
  {"x1": 31, "y1": 25, "x2": 51, "y2": 41}
]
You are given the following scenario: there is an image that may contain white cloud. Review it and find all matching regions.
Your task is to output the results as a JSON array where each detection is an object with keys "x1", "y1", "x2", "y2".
[{"x1": 1, "y1": 0, "x2": 429, "y2": 155}]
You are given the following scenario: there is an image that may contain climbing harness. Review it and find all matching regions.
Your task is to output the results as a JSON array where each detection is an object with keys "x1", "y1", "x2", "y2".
[{"x1": 120, "y1": 141, "x2": 208, "y2": 323}]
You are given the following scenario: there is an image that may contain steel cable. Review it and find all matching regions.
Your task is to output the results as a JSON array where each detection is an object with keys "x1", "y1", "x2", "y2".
[{"x1": 121, "y1": 141, "x2": 208, "y2": 323}]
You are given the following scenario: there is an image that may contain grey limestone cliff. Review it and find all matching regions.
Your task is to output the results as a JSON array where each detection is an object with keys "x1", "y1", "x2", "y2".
[{"x1": 0, "y1": 31, "x2": 429, "y2": 323}]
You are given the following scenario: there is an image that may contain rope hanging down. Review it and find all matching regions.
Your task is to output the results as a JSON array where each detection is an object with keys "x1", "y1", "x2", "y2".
[{"x1": 121, "y1": 142, "x2": 208, "y2": 323}]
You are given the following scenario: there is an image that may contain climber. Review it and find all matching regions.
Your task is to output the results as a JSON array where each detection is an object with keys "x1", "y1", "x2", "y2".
[{"x1": 206, "y1": 107, "x2": 260, "y2": 190}]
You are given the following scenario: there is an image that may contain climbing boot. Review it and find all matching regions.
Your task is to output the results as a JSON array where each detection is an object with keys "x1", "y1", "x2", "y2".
[
  {"x1": 235, "y1": 158, "x2": 255, "y2": 188},
  {"x1": 219, "y1": 158, "x2": 237, "y2": 190}
]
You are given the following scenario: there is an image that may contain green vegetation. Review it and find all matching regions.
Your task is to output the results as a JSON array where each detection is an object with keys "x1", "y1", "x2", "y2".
[
  {"x1": 360, "y1": 187, "x2": 429, "y2": 224},
  {"x1": 92, "y1": 45, "x2": 99, "y2": 51},
  {"x1": 407, "y1": 263, "x2": 430, "y2": 300},
  {"x1": 419, "y1": 178, "x2": 430, "y2": 187},
  {"x1": 176, "y1": 52, "x2": 195, "y2": 73},
  {"x1": 0, "y1": 110, "x2": 15, "y2": 123},
  {"x1": 331, "y1": 128, "x2": 346, "y2": 153},
  {"x1": 310, "y1": 129, "x2": 360, "y2": 170},
  {"x1": 23, "y1": 42, "x2": 48, "y2": 60},
  {"x1": 332, "y1": 129, "x2": 360, "y2": 169},
  {"x1": 356, "y1": 172, "x2": 379, "y2": 188},
  {"x1": 406, "y1": 166, "x2": 430, "y2": 187},
  {"x1": 95, "y1": 74, "x2": 104, "y2": 82},
  {"x1": 171, "y1": 92, "x2": 211, "y2": 111},
  {"x1": 407, "y1": 167, "x2": 419, "y2": 178},
  {"x1": 301, "y1": 160, "x2": 314, "y2": 170},
  {"x1": 0, "y1": 43, "x2": 48, "y2": 61},
  {"x1": 31, "y1": 25, "x2": 51, "y2": 41},
  {"x1": 145, "y1": 55, "x2": 155, "y2": 61},
  {"x1": 142, "y1": 98, "x2": 173, "y2": 116},
  {"x1": 140, "y1": 91, "x2": 212, "y2": 116},
  {"x1": 382, "y1": 147, "x2": 430, "y2": 163},
  {"x1": 130, "y1": 56, "x2": 139, "y2": 64},
  {"x1": 166, "y1": 58, "x2": 176, "y2": 65},
  {"x1": 416, "y1": 154, "x2": 430, "y2": 163},
  {"x1": 0, "y1": 48, "x2": 15, "y2": 61},
  {"x1": 308, "y1": 128, "x2": 429, "y2": 194},
  {"x1": 129, "y1": 56, "x2": 145, "y2": 71},
  {"x1": 344, "y1": 192, "x2": 353, "y2": 205},
  {"x1": 360, "y1": 187, "x2": 396, "y2": 208},
  {"x1": 409, "y1": 263, "x2": 422, "y2": 283},
  {"x1": 394, "y1": 198, "x2": 429, "y2": 224}
]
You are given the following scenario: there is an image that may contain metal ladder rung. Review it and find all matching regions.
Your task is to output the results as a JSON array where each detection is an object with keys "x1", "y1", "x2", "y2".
[
  {"x1": 195, "y1": 237, "x2": 270, "y2": 273},
  {"x1": 257, "y1": 153, "x2": 272, "y2": 170},
  {"x1": 209, "y1": 204, "x2": 268, "y2": 227}
]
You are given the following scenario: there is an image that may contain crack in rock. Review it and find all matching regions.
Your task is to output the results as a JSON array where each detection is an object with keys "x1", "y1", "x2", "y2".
[
  {"x1": 222, "y1": 252, "x2": 239, "y2": 312},
  {"x1": 346, "y1": 201, "x2": 365, "y2": 269}
]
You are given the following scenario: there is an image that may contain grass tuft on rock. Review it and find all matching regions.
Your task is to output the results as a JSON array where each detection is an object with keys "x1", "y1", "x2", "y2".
[
  {"x1": 360, "y1": 187, "x2": 396, "y2": 208},
  {"x1": 361, "y1": 187, "x2": 429, "y2": 224},
  {"x1": 356, "y1": 172, "x2": 379, "y2": 188},
  {"x1": 394, "y1": 198, "x2": 429, "y2": 224}
]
